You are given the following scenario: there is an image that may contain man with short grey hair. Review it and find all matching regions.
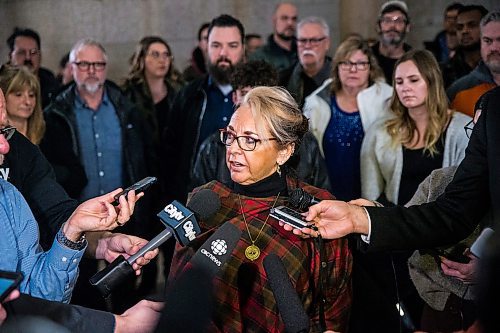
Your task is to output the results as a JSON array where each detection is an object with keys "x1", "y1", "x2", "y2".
[
  {"x1": 279, "y1": 16, "x2": 331, "y2": 107},
  {"x1": 41, "y1": 38, "x2": 153, "y2": 311}
]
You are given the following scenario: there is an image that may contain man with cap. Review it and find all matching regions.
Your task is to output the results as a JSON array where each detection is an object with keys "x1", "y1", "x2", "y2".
[{"x1": 372, "y1": 0, "x2": 412, "y2": 84}]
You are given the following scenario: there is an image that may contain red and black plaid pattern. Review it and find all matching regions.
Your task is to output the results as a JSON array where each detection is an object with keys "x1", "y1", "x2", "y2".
[{"x1": 168, "y1": 178, "x2": 352, "y2": 333}]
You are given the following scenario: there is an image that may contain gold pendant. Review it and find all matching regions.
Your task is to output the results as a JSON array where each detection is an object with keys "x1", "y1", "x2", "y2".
[{"x1": 245, "y1": 244, "x2": 260, "y2": 261}]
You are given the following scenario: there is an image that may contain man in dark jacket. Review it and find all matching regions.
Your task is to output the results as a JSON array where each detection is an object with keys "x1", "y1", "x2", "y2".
[
  {"x1": 279, "y1": 16, "x2": 332, "y2": 108},
  {"x1": 41, "y1": 38, "x2": 154, "y2": 311},
  {"x1": 441, "y1": 5, "x2": 488, "y2": 88},
  {"x1": 164, "y1": 14, "x2": 245, "y2": 203},
  {"x1": 7, "y1": 27, "x2": 60, "y2": 108},
  {"x1": 249, "y1": 2, "x2": 298, "y2": 71}
]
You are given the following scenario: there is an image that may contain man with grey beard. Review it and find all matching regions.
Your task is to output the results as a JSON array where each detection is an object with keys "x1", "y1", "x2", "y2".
[
  {"x1": 371, "y1": 1, "x2": 412, "y2": 84},
  {"x1": 279, "y1": 16, "x2": 331, "y2": 108},
  {"x1": 41, "y1": 38, "x2": 153, "y2": 311}
]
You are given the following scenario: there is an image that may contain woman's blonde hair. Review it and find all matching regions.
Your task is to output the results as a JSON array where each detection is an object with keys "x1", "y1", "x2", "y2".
[
  {"x1": 0, "y1": 65, "x2": 45, "y2": 144},
  {"x1": 385, "y1": 49, "x2": 451, "y2": 155},
  {"x1": 330, "y1": 38, "x2": 384, "y2": 94},
  {"x1": 243, "y1": 86, "x2": 308, "y2": 150}
]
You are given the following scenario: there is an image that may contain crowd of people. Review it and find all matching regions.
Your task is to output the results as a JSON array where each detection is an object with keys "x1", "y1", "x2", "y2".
[{"x1": 0, "y1": 1, "x2": 499, "y2": 332}]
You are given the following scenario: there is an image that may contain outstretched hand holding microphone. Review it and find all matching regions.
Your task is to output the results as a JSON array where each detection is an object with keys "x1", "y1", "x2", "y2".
[{"x1": 279, "y1": 188, "x2": 370, "y2": 240}]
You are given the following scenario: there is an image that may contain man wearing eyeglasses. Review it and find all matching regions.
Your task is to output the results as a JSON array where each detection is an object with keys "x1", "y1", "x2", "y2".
[
  {"x1": 41, "y1": 38, "x2": 153, "y2": 311},
  {"x1": 279, "y1": 16, "x2": 331, "y2": 108},
  {"x1": 372, "y1": 1, "x2": 412, "y2": 84},
  {"x1": 7, "y1": 27, "x2": 60, "y2": 108}
]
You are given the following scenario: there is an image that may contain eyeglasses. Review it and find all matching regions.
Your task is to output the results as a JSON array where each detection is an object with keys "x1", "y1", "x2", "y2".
[
  {"x1": 464, "y1": 119, "x2": 474, "y2": 138},
  {"x1": 12, "y1": 48, "x2": 40, "y2": 58},
  {"x1": 219, "y1": 129, "x2": 277, "y2": 151},
  {"x1": 296, "y1": 37, "x2": 327, "y2": 46},
  {"x1": 73, "y1": 61, "x2": 107, "y2": 71},
  {"x1": 380, "y1": 16, "x2": 407, "y2": 26},
  {"x1": 147, "y1": 51, "x2": 172, "y2": 60},
  {"x1": 0, "y1": 126, "x2": 16, "y2": 141},
  {"x1": 338, "y1": 61, "x2": 370, "y2": 71}
]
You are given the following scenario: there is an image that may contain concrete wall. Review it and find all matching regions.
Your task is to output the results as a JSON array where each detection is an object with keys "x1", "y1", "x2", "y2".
[{"x1": 0, "y1": 0, "x2": 497, "y2": 81}]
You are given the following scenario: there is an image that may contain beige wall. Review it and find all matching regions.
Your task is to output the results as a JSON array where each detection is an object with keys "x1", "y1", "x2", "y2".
[{"x1": 0, "y1": 0, "x2": 497, "y2": 81}]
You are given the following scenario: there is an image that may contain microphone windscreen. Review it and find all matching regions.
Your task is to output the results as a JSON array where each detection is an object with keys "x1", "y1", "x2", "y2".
[
  {"x1": 263, "y1": 253, "x2": 310, "y2": 333},
  {"x1": 187, "y1": 189, "x2": 221, "y2": 220},
  {"x1": 289, "y1": 188, "x2": 305, "y2": 209},
  {"x1": 189, "y1": 222, "x2": 242, "y2": 277}
]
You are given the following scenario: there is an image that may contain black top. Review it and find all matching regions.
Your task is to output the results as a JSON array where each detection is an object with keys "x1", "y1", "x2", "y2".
[
  {"x1": 398, "y1": 134, "x2": 445, "y2": 205},
  {"x1": 371, "y1": 42, "x2": 412, "y2": 85},
  {"x1": 232, "y1": 171, "x2": 288, "y2": 197}
]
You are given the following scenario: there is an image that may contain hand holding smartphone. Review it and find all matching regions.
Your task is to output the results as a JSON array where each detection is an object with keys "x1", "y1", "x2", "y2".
[
  {"x1": 0, "y1": 270, "x2": 23, "y2": 302},
  {"x1": 112, "y1": 176, "x2": 157, "y2": 206}
]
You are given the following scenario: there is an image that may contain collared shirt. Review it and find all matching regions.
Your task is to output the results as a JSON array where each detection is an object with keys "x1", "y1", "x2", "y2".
[
  {"x1": 0, "y1": 179, "x2": 85, "y2": 303},
  {"x1": 74, "y1": 89, "x2": 123, "y2": 201},
  {"x1": 197, "y1": 77, "x2": 234, "y2": 151}
]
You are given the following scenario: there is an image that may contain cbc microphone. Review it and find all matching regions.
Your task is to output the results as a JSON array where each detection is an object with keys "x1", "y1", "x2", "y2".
[
  {"x1": 90, "y1": 189, "x2": 221, "y2": 297},
  {"x1": 157, "y1": 222, "x2": 242, "y2": 332},
  {"x1": 263, "y1": 253, "x2": 310, "y2": 333},
  {"x1": 289, "y1": 188, "x2": 321, "y2": 211}
]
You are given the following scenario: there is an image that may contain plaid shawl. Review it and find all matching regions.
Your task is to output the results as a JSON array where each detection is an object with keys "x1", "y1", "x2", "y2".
[{"x1": 168, "y1": 177, "x2": 352, "y2": 332}]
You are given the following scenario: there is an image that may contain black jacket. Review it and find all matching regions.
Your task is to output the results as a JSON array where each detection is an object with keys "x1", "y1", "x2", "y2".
[
  {"x1": 163, "y1": 76, "x2": 209, "y2": 203},
  {"x1": 192, "y1": 131, "x2": 331, "y2": 191},
  {"x1": 365, "y1": 86, "x2": 500, "y2": 252},
  {"x1": 38, "y1": 67, "x2": 60, "y2": 109},
  {"x1": 1, "y1": 131, "x2": 77, "y2": 249},
  {"x1": 5, "y1": 293, "x2": 114, "y2": 333},
  {"x1": 41, "y1": 81, "x2": 153, "y2": 200}
]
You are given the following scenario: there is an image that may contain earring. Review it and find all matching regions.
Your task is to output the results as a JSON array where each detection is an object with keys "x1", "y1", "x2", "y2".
[{"x1": 276, "y1": 163, "x2": 282, "y2": 177}]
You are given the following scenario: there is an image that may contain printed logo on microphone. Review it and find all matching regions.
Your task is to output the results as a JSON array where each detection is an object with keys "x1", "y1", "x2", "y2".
[
  {"x1": 164, "y1": 203, "x2": 185, "y2": 221},
  {"x1": 200, "y1": 239, "x2": 227, "y2": 267},
  {"x1": 182, "y1": 220, "x2": 197, "y2": 241},
  {"x1": 211, "y1": 239, "x2": 227, "y2": 255}
]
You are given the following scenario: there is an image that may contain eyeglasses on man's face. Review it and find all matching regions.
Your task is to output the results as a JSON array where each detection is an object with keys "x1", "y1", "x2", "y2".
[
  {"x1": 219, "y1": 129, "x2": 276, "y2": 151},
  {"x1": 0, "y1": 126, "x2": 16, "y2": 141},
  {"x1": 296, "y1": 37, "x2": 327, "y2": 47},
  {"x1": 464, "y1": 119, "x2": 474, "y2": 139},
  {"x1": 73, "y1": 61, "x2": 107, "y2": 71},
  {"x1": 338, "y1": 61, "x2": 370, "y2": 71},
  {"x1": 147, "y1": 51, "x2": 172, "y2": 60}
]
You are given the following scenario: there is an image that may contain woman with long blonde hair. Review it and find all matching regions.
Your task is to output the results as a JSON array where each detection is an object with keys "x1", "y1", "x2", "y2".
[
  {"x1": 361, "y1": 49, "x2": 471, "y2": 206},
  {"x1": 0, "y1": 65, "x2": 45, "y2": 144}
]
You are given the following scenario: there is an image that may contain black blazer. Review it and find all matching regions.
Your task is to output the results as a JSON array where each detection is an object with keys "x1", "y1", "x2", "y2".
[{"x1": 365, "y1": 86, "x2": 499, "y2": 252}]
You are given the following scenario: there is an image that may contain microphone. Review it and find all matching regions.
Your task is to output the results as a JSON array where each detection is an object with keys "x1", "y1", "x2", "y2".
[
  {"x1": 156, "y1": 222, "x2": 242, "y2": 332},
  {"x1": 289, "y1": 188, "x2": 320, "y2": 211},
  {"x1": 90, "y1": 189, "x2": 221, "y2": 297},
  {"x1": 263, "y1": 253, "x2": 310, "y2": 333}
]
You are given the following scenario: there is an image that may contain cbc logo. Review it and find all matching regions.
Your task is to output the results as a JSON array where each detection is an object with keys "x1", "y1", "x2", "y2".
[{"x1": 211, "y1": 239, "x2": 227, "y2": 256}]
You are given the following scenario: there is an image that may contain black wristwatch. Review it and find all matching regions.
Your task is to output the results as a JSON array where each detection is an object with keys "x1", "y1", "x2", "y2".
[{"x1": 56, "y1": 225, "x2": 87, "y2": 251}]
